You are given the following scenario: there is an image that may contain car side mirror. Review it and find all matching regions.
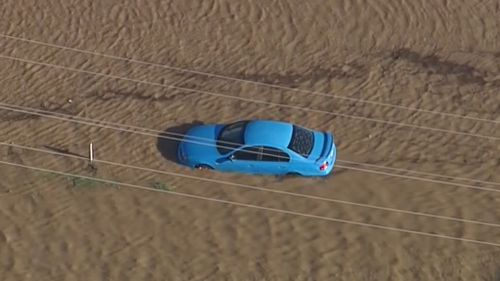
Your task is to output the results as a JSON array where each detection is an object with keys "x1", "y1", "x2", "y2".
[{"x1": 216, "y1": 154, "x2": 234, "y2": 164}]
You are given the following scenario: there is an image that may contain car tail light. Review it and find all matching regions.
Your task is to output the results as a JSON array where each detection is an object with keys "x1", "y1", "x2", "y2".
[{"x1": 319, "y1": 162, "x2": 328, "y2": 171}]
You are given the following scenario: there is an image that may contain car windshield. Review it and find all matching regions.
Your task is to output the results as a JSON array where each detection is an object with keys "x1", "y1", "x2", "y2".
[
  {"x1": 217, "y1": 121, "x2": 248, "y2": 154},
  {"x1": 288, "y1": 125, "x2": 314, "y2": 157}
]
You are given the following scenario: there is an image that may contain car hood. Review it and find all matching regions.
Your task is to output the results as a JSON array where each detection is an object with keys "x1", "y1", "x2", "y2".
[{"x1": 180, "y1": 124, "x2": 224, "y2": 160}]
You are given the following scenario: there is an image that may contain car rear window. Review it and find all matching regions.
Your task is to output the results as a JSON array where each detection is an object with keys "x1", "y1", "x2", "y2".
[
  {"x1": 288, "y1": 125, "x2": 314, "y2": 157},
  {"x1": 217, "y1": 121, "x2": 248, "y2": 154}
]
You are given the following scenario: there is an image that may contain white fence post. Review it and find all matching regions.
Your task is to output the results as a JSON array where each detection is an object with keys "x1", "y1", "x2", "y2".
[{"x1": 89, "y1": 142, "x2": 94, "y2": 163}]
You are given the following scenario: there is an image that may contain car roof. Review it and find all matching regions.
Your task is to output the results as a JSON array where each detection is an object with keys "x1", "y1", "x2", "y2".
[{"x1": 243, "y1": 120, "x2": 293, "y2": 148}]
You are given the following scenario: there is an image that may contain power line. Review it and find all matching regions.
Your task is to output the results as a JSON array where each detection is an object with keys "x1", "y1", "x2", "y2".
[
  {"x1": 1, "y1": 102, "x2": 499, "y2": 193},
  {"x1": 2, "y1": 101, "x2": 496, "y2": 188},
  {"x1": 1, "y1": 34, "x2": 499, "y2": 249},
  {"x1": 0, "y1": 53, "x2": 499, "y2": 142},
  {"x1": 339, "y1": 159, "x2": 500, "y2": 187},
  {"x1": 334, "y1": 164, "x2": 500, "y2": 193},
  {"x1": 1, "y1": 32, "x2": 498, "y2": 125},
  {"x1": 4, "y1": 141, "x2": 500, "y2": 228},
  {"x1": 1, "y1": 159, "x2": 499, "y2": 248}
]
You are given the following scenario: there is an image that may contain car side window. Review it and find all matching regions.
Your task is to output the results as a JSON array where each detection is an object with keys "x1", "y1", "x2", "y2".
[
  {"x1": 232, "y1": 147, "x2": 259, "y2": 161},
  {"x1": 261, "y1": 146, "x2": 290, "y2": 162}
]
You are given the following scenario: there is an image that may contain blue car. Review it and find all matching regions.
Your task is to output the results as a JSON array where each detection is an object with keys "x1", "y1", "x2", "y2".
[{"x1": 177, "y1": 119, "x2": 336, "y2": 177}]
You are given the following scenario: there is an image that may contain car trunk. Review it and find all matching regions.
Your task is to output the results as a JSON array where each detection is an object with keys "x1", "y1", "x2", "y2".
[{"x1": 309, "y1": 131, "x2": 334, "y2": 164}]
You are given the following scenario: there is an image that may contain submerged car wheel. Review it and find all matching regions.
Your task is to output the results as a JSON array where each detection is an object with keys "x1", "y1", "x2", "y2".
[
  {"x1": 276, "y1": 172, "x2": 302, "y2": 181},
  {"x1": 195, "y1": 164, "x2": 213, "y2": 170}
]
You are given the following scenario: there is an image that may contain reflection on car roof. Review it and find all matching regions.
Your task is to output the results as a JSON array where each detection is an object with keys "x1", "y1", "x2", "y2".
[{"x1": 244, "y1": 120, "x2": 293, "y2": 147}]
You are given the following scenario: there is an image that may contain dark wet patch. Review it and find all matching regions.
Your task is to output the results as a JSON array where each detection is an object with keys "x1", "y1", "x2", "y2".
[
  {"x1": 233, "y1": 64, "x2": 367, "y2": 89},
  {"x1": 389, "y1": 48, "x2": 489, "y2": 85}
]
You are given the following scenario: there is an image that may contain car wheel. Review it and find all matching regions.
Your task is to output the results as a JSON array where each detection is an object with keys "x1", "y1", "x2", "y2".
[
  {"x1": 195, "y1": 164, "x2": 213, "y2": 170},
  {"x1": 286, "y1": 172, "x2": 302, "y2": 177}
]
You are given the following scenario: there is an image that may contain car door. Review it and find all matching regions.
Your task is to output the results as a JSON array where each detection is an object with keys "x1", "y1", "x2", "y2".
[
  {"x1": 257, "y1": 146, "x2": 291, "y2": 175},
  {"x1": 216, "y1": 146, "x2": 260, "y2": 174}
]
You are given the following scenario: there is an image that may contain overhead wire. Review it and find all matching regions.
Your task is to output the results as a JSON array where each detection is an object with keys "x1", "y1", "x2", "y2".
[
  {"x1": 0, "y1": 34, "x2": 499, "y2": 249},
  {"x1": 0, "y1": 102, "x2": 499, "y2": 193},
  {"x1": 1, "y1": 32, "x2": 498, "y2": 125},
  {"x1": 0, "y1": 53, "x2": 499, "y2": 142},
  {"x1": 1, "y1": 159, "x2": 499, "y2": 248},
  {"x1": 1, "y1": 101, "x2": 497, "y2": 187},
  {"x1": 3, "y1": 141, "x2": 500, "y2": 228}
]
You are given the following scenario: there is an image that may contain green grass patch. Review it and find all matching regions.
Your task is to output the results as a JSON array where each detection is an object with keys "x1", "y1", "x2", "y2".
[
  {"x1": 150, "y1": 181, "x2": 173, "y2": 191},
  {"x1": 34, "y1": 170, "x2": 58, "y2": 180},
  {"x1": 33, "y1": 170, "x2": 168, "y2": 191},
  {"x1": 69, "y1": 177, "x2": 100, "y2": 189},
  {"x1": 67, "y1": 176, "x2": 121, "y2": 189}
]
